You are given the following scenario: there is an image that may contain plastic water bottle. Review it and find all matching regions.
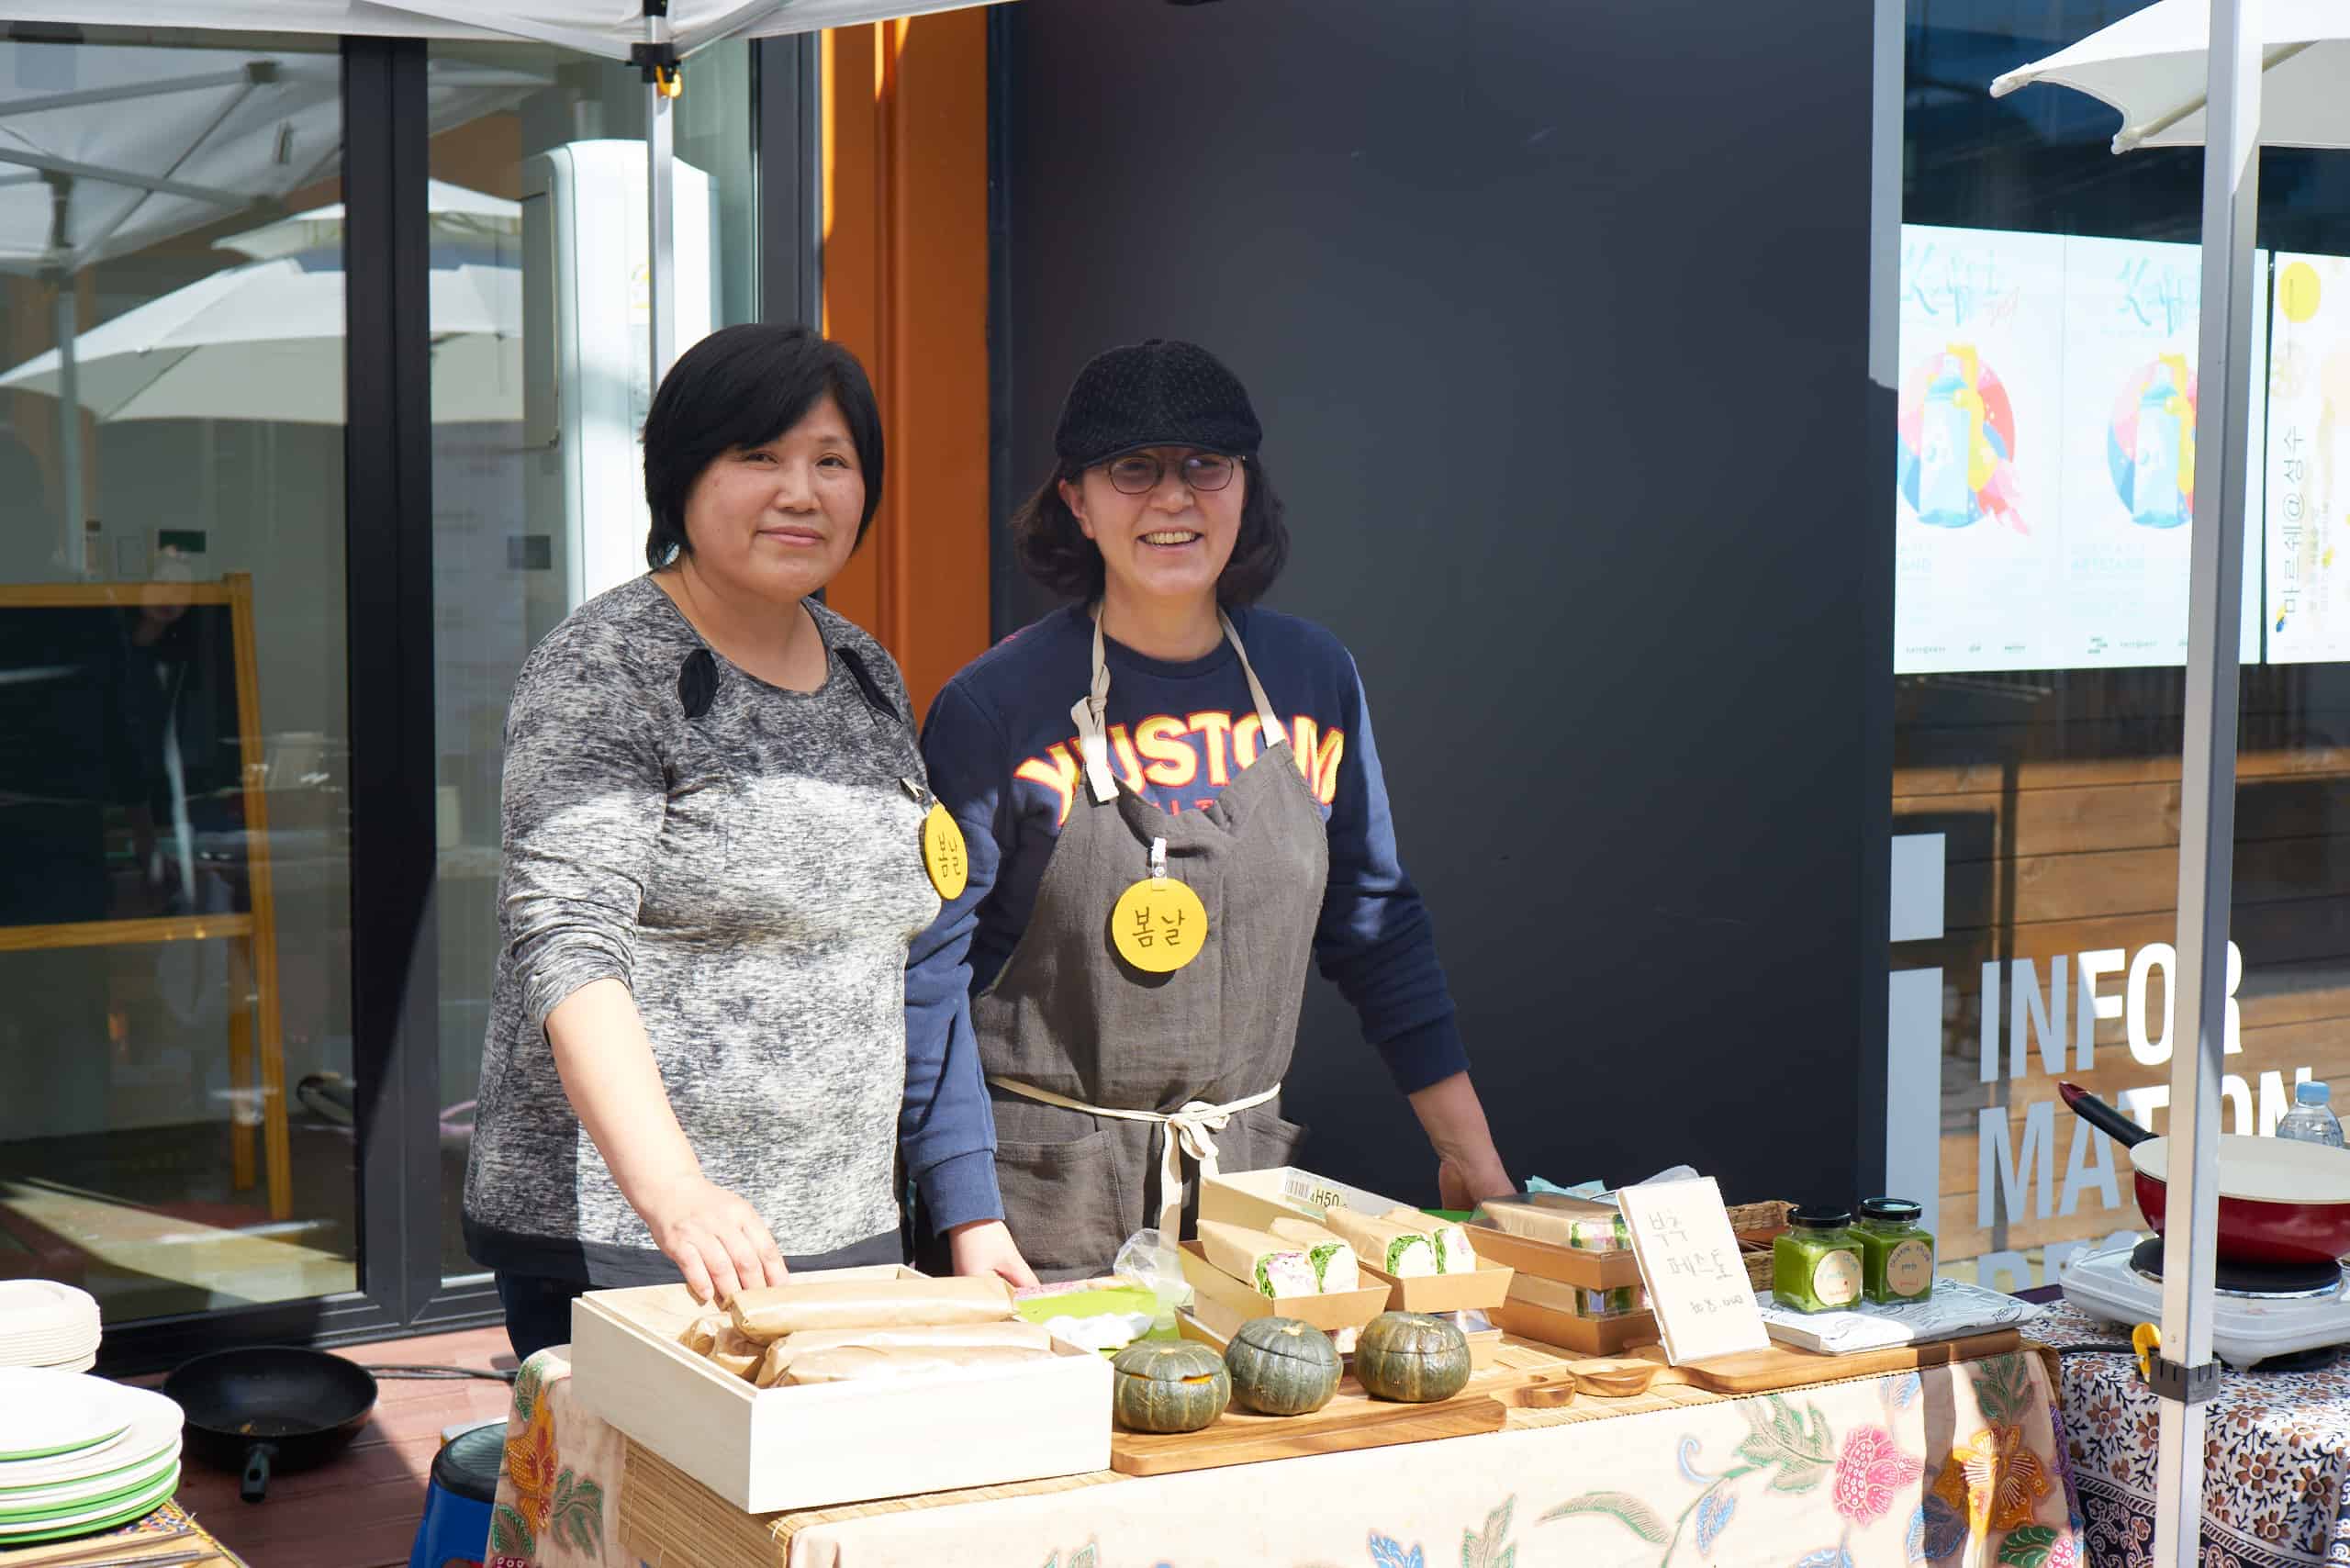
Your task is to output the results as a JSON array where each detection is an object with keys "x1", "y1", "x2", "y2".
[{"x1": 2277, "y1": 1082, "x2": 2346, "y2": 1148}]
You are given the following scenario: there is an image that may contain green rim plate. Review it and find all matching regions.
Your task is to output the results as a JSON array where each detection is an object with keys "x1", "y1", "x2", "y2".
[
  {"x1": 0, "y1": 1425, "x2": 129, "y2": 1465},
  {"x1": 0, "y1": 1451, "x2": 181, "y2": 1522},
  {"x1": 0, "y1": 1469, "x2": 178, "y2": 1544}
]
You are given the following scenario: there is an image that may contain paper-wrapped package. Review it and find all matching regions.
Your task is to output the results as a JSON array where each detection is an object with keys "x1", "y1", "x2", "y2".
[
  {"x1": 1200, "y1": 1220, "x2": 1322, "y2": 1297},
  {"x1": 781, "y1": 1343, "x2": 1053, "y2": 1385},
  {"x1": 1474, "y1": 1194, "x2": 1630, "y2": 1252},
  {"x1": 1318, "y1": 1208, "x2": 1438, "y2": 1278},
  {"x1": 704, "y1": 1325, "x2": 766, "y2": 1380},
  {"x1": 1266, "y1": 1218, "x2": 1362, "y2": 1291},
  {"x1": 753, "y1": 1321, "x2": 1053, "y2": 1384},
  {"x1": 727, "y1": 1275, "x2": 1015, "y2": 1341},
  {"x1": 1384, "y1": 1207, "x2": 1479, "y2": 1273}
]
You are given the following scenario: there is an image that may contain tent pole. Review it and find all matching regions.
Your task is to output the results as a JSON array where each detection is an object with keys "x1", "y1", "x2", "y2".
[
  {"x1": 51, "y1": 281, "x2": 82, "y2": 576},
  {"x1": 644, "y1": 4, "x2": 677, "y2": 388},
  {"x1": 2153, "y1": 0, "x2": 2261, "y2": 1562}
]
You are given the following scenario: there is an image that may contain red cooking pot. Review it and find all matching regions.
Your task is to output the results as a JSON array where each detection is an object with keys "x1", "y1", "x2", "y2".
[{"x1": 2060, "y1": 1081, "x2": 2350, "y2": 1266}]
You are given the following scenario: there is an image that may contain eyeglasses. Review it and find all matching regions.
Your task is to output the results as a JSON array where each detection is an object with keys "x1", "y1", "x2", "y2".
[{"x1": 1100, "y1": 451, "x2": 1240, "y2": 495}]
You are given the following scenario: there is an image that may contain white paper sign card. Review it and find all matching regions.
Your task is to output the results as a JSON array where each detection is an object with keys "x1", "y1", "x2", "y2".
[{"x1": 1617, "y1": 1177, "x2": 1771, "y2": 1364}]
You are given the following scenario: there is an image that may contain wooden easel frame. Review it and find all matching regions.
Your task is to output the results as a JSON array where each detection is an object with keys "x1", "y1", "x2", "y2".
[{"x1": 0, "y1": 572, "x2": 289, "y2": 1221}]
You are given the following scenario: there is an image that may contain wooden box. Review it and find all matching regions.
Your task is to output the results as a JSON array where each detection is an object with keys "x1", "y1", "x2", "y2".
[
  {"x1": 568, "y1": 1267, "x2": 1112, "y2": 1513},
  {"x1": 1178, "y1": 1240, "x2": 1389, "y2": 1336}
]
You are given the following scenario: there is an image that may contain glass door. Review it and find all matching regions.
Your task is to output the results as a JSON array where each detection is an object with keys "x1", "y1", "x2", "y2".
[{"x1": 0, "y1": 28, "x2": 357, "y2": 1326}]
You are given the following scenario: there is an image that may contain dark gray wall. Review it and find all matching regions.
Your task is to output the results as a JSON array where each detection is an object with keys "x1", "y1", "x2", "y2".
[{"x1": 991, "y1": 0, "x2": 1885, "y2": 1209}]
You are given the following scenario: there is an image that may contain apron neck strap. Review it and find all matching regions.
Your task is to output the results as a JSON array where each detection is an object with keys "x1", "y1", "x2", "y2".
[{"x1": 1070, "y1": 604, "x2": 1286, "y2": 806}]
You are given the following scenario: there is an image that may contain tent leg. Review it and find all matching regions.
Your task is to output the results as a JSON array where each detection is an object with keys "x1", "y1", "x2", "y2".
[
  {"x1": 51, "y1": 283, "x2": 82, "y2": 577},
  {"x1": 646, "y1": 7, "x2": 677, "y2": 389},
  {"x1": 2154, "y1": 1, "x2": 2263, "y2": 1564}
]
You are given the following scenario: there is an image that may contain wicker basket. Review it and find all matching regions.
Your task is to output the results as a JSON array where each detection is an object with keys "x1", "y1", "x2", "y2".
[{"x1": 1729, "y1": 1199, "x2": 1793, "y2": 1292}]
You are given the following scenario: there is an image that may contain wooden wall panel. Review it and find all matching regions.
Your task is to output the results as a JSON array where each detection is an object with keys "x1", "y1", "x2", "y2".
[{"x1": 820, "y1": 16, "x2": 992, "y2": 722}]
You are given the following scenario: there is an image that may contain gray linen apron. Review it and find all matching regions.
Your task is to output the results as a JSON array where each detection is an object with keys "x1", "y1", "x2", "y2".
[{"x1": 976, "y1": 609, "x2": 1331, "y2": 1280}]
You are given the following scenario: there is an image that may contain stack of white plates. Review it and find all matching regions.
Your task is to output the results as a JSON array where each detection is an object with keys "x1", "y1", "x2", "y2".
[
  {"x1": 0, "y1": 1371, "x2": 183, "y2": 1546},
  {"x1": 0, "y1": 1281, "x2": 102, "y2": 1372}
]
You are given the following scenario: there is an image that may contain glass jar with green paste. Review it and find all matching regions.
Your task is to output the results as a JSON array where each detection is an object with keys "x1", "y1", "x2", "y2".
[
  {"x1": 1854, "y1": 1197, "x2": 1935, "y2": 1305},
  {"x1": 1772, "y1": 1205, "x2": 1863, "y2": 1314}
]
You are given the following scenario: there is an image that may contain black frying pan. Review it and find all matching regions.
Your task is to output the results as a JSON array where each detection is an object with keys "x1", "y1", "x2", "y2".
[{"x1": 162, "y1": 1347, "x2": 378, "y2": 1504}]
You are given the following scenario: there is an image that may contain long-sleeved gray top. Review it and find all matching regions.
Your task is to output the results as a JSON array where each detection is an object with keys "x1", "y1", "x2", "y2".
[{"x1": 461, "y1": 574, "x2": 1002, "y2": 1285}]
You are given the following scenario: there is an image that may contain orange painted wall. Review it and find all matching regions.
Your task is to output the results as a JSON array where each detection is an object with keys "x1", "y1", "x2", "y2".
[{"x1": 819, "y1": 15, "x2": 992, "y2": 722}]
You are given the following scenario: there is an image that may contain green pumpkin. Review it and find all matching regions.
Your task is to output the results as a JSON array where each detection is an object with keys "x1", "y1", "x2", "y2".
[
  {"x1": 1110, "y1": 1340, "x2": 1231, "y2": 1433},
  {"x1": 1354, "y1": 1312, "x2": 1472, "y2": 1404},
  {"x1": 1224, "y1": 1316, "x2": 1342, "y2": 1417}
]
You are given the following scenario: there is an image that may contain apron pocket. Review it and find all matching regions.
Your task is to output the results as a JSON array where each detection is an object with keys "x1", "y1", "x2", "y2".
[
  {"x1": 995, "y1": 1130, "x2": 1130, "y2": 1281},
  {"x1": 1222, "y1": 1107, "x2": 1309, "y2": 1173}
]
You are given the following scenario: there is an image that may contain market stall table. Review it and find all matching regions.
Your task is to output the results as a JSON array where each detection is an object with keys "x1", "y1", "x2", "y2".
[
  {"x1": 485, "y1": 1339, "x2": 2084, "y2": 1568},
  {"x1": 2033, "y1": 1301, "x2": 2350, "y2": 1568}
]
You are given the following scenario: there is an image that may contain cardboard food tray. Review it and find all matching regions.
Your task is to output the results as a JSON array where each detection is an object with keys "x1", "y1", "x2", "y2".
[
  {"x1": 1178, "y1": 1239, "x2": 1390, "y2": 1335},
  {"x1": 568, "y1": 1266, "x2": 1112, "y2": 1513},
  {"x1": 1488, "y1": 1296, "x2": 1660, "y2": 1357},
  {"x1": 1361, "y1": 1258, "x2": 1516, "y2": 1315},
  {"x1": 1199, "y1": 1166, "x2": 1406, "y2": 1231},
  {"x1": 1466, "y1": 1218, "x2": 1647, "y2": 1292}
]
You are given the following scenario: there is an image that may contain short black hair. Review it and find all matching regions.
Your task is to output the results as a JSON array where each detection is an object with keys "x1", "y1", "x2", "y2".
[
  {"x1": 1012, "y1": 454, "x2": 1289, "y2": 607},
  {"x1": 642, "y1": 324, "x2": 886, "y2": 570}
]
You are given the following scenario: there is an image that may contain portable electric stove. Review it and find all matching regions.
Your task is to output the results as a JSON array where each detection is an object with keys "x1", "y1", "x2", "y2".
[{"x1": 2062, "y1": 1236, "x2": 2350, "y2": 1371}]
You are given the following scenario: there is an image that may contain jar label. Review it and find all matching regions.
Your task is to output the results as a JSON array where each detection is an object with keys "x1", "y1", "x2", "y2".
[
  {"x1": 1886, "y1": 1238, "x2": 1934, "y2": 1298},
  {"x1": 1813, "y1": 1249, "x2": 1862, "y2": 1307}
]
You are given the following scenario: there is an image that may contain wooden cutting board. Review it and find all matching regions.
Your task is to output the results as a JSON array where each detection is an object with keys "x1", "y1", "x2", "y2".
[
  {"x1": 1111, "y1": 1376, "x2": 1507, "y2": 1476},
  {"x1": 1502, "y1": 1328, "x2": 2025, "y2": 1409}
]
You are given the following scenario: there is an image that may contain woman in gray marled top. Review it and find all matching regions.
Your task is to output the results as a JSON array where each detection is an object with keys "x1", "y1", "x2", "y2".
[{"x1": 463, "y1": 325, "x2": 1035, "y2": 1361}]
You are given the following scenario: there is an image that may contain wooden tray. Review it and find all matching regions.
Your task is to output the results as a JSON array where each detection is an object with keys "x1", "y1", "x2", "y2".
[
  {"x1": 1497, "y1": 1328, "x2": 2026, "y2": 1409},
  {"x1": 1111, "y1": 1375, "x2": 1508, "y2": 1476}
]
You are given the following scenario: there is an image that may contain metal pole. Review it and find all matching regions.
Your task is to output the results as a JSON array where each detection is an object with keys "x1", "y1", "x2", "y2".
[
  {"x1": 2153, "y1": 0, "x2": 2262, "y2": 1562},
  {"x1": 52, "y1": 282, "x2": 83, "y2": 577},
  {"x1": 645, "y1": 6, "x2": 677, "y2": 388}
]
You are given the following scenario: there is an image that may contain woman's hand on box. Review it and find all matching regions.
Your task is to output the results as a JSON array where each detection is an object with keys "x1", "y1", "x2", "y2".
[
  {"x1": 638, "y1": 1172, "x2": 790, "y2": 1305},
  {"x1": 946, "y1": 1218, "x2": 1039, "y2": 1291}
]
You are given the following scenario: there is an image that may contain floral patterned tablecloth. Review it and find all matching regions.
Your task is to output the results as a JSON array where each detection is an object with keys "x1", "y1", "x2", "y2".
[
  {"x1": 487, "y1": 1342, "x2": 2083, "y2": 1568},
  {"x1": 2032, "y1": 1300, "x2": 2350, "y2": 1568}
]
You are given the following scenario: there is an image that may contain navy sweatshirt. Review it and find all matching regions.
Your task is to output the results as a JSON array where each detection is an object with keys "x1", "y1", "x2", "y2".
[{"x1": 904, "y1": 602, "x2": 1468, "y2": 1219}]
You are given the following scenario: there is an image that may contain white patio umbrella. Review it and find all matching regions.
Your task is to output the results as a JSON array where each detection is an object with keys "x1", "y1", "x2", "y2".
[
  {"x1": 1992, "y1": 3, "x2": 2338, "y2": 1565},
  {"x1": 1991, "y1": 0, "x2": 2346, "y2": 151},
  {"x1": 0, "y1": 181, "x2": 521, "y2": 424}
]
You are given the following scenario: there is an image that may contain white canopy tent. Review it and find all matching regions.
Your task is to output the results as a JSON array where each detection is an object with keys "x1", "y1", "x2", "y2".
[
  {"x1": 0, "y1": 1, "x2": 1008, "y2": 58},
  {"x1": 0, "y1": 0, "x2": 1008, "y2": 560},
  {"x1": 1994, "y1": 2, "x2": 2346, "y2": 1565}
]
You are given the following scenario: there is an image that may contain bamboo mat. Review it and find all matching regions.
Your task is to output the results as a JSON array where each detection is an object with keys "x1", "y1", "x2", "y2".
[{"x1": 620, "y1": 1446, "x2": 1124, "y2": 1568}]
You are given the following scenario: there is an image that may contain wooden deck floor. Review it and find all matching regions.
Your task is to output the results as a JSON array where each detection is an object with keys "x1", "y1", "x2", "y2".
[{"x1": 169, "y1": 1325, "x2": 519, "y2": 1568}]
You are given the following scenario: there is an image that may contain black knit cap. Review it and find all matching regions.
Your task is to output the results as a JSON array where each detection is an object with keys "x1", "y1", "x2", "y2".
[{"x1": 1052, "y1": 339, "x2": 1262, "y2": 470}]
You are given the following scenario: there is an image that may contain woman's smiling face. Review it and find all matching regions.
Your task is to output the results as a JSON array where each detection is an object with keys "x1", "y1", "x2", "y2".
[
  {"x1": 681, "y1": 391, "x2": 866, "y2": 603},
  {"x1": 1061, "y1": 446, "x2": 1246, "y2": 609}
]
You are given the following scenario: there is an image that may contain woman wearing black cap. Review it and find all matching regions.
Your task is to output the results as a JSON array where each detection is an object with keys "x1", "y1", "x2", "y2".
[
  {"x1": 464, "y1": 325, "x2": 1031, "y2": 1361},
  {"x1": 906, "y1": 339, "x2": 1512, "y2": 1280}
]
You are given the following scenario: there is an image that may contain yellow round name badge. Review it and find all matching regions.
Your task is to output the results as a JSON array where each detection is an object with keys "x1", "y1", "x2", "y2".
[
  {"x1": 1112, "y1": 836, "x2": 1207, "y2": 973},
  {"x1": 921, "y1": 802, "x2": 968, "y2": 901}
]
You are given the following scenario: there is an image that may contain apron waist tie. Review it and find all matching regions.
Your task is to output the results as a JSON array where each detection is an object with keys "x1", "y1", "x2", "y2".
[{"x1": 987, "y1": 1077, "x2": 1281, "y2": 1242}]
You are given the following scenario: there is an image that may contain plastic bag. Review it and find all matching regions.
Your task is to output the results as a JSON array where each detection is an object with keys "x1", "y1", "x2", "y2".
[{"x1": 1113, "y1": 1227, "x2": 1192, "y2": 1331}]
